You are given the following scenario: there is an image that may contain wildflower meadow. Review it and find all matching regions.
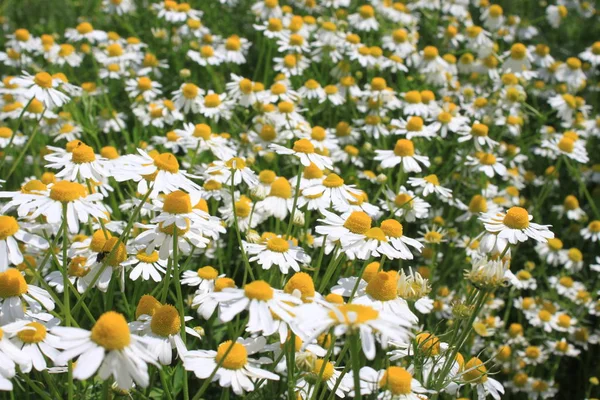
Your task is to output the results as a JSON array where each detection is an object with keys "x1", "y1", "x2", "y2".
[{"x1": 0, "y1": 0, "x2": 599, "y2": 399}]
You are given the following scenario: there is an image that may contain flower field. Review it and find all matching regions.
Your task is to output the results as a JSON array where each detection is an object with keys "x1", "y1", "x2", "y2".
[{"x1": 0, "y1": 0, "x2": 599, "y2": 399}]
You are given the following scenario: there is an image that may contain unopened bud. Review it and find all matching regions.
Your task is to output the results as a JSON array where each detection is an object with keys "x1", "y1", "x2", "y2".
[
  {"x1": 293, "y1": 211, "x2": 305, "y2": 226},
  {"x1": 250, "y1": 185, "x2": 268, "y2": 201},
  {"x1": 245, "y1": 229, "x2": 261, "y2": 244},
  {"x1": 376, "y1": 174, "x2": 387, "y2": 183},
  {"x1": 179, "y1": 69, "x2": 191, "y2": 78}
]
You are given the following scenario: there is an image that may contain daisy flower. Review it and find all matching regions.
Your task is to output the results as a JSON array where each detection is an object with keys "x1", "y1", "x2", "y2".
[
  {"x1": 54, "y1": 311, "x2": 158, "y2": 390},
  {"x1": 0, "y1": 215, "x2": 48, "y2": 271},
  {"x1": 198, "y1": 92, "x2": 233, "y2": 122},
  {"x1": 44, "y1": 142, "x2": 109, "y2": 182},
  {"x1": 65, "y1": 22, "x2": 107, "y2": 43},
  {"x1": 13, "y1": 180, "x2": 107, "y2": 234},
  {"x1": 133, "y1": 220, "x2": 210, "y2": 261},
  {"x1": 270, "y1": 139, "x2": 333, "y2": 170},
  {"x1": 457, "y1": 123, "x2": 498, "y2": 149},
  {"x1": 466, "y1": 152, "x2": 508, "y2": 178},
  {"x1": 580, "y1": 220, "x2": 600, "y2": 242},
  {"x1": 375, "y1": 139, "x2": 430, "y2": 173},
  {"x1": 10, "y1": 319, "x2": 61, "y2": 372},
  {"x1": 302, "y1": 174, "x2": 362, "y2": 213},
  {"x1": 181, "y1": 265, "x2": 221, "y2": 291},
  {"x1": 0, "y1": 269, "x2": 55, "y2": 324},
  {"x1": 551, "y1": 195, "x2": 586, "y2": 221},
  {"x1": 130, "y1": 301, "x2": 200, "y2": 365},
  {"x1": 348, "y1": 5, "x2": 379, "y2": 31},
  {"x1": 295, "y1": 359, "x2": 351, "y2": 399},
  {"x1": 171, "y1": 82, "x2": 205, "y2": 113},
  {"x1": 13, "y1": 71, "x2": 70, "y2": 109},
  {"x1": 184, "y1": 336, "x2": 279, "y2": 395},
  {"x1": 255, "y1": 177, "x2": 294, "y2": 220},
  {"x1": 356, "y1": 366, "x2": 429, "y2": 400},
  {"x1": 244, "y1": 235, "x2": 311, "y2": 274},
  {"x1": 408, "y1": 174, "x2": 452, "y2": 199},
  {"x1": 113, "y1": 150, "x2": 201, "y2": 197},
  {"x1": 187, "y1": 45, "x2": 223, "y2": 66},
  {"x1": 479, "y1": 207, "x2": 554, "y2": 245},
  {"x1": 392, "y1": 116, "x2": 437, "y2": 140},
  {"x1": 292, "y1": 301, "x2": 412, "y2": 360},
  {"x1": 212, "y1": 280, "x2": 301, "y2": 335},
  {"x1": 460, "y1": 357, "x2": 504, "y2": 400}
]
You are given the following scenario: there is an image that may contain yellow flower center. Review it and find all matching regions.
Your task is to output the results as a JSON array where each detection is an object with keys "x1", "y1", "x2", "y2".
[
  {"x1": 416, "y1": 332, "x2": 440, "y2": 355},
  {"x1": 510, "y1": 43, "x2": 527, "y2": 60},
  {"x1": 329, "y1": 304, "x2": 379, "y2": 325},
  {"x1": 0, "y1": 216, "x2": 19, "y2": 240},
  {"x1": 163, "y1": 191, "x2": 192, "y2": 214},
  {"x1": 525, "y1": 346, "x2": 540, "y2": 359},
  {"x1": 380, "y1": 219, "x2": 403, "y2": 238},
  {"x1": 154, "y1": 153, "x2": 180, "y2": 173},
  {"x1": 423, "y1": 46, "x2": 439, "y2": 60},
  {"x1": 68, "y1": 256, "x2": 90, "y2": 277},
  {"x1": 284, "y1": 272, "x2": 315, "y2": 302},
  {"x1": 479, "y1": 153, "x2": 497, "y2": 165},
  {"x1": 393, "y1": 139, "x2": 415, "y2": 157},
  {"x1": 235, "y1": 198, "x2": 252, "y2": 218},
  {"x1": 404, "y1": 91, "x2": 421, "y2": 104},
  {"x1": 204, "y1": 94, "x2": 221, "y2": 108},
  {"x1": 216, "y1": 341, "x2": 247, "y2": 370},
  {"x1": 324, "y1": 85, "x2": 338, "y2": 95},
  {"x1": 463, "y1": 357, "x2": 488, "y2": 383},
  {"x1": 136, "y1": 295, "x2": 161, "y2": 319},
  {"x1": 49, "y1": 181, "x2": 87, "y2": 202},
  {"x1": 503, "y1": 207, "x2": 529, "y2": 229},
  {"x1": 293, "y1": 138, "x2": 315, "y2": 154},
  {"x1": 34, "y1": 72, "x2": 53, "y2": 89},
  {"x1": 77, "y1": 22, "x2": 93, "y2": 34},
  {"x1": 468, "y1": 195, "x2": 487, "y2": 213},
  {"x1": 244, "y1": 280, "x2": 274, "y2": 301},
  {"x1": 406, "y1": 116, "x2": 423, "y2": 132},
  {"x1": 568, "y1": 248, "x2": 582, "y2": 262},
  {"x1": 424, "y1": 231, "x2": 443, "y2": 243},
  {"x1": 343, "y1": 211, "x2": 372, "y2": 234},
  {"x1": 555, "y1": 341, "x2": 569, "y2": 353},
  {"x1": 489, "y1": 4, "x2": 503, "y2": 17},
  {"x1": 566, "y1": 57, "x2": 581, "y2": 70},
  {"x1": 392, "y1": 29, "x2": 408, "y2": 43},
  {"x1": 18, "y1": 322, "x2": 47, "y2": 344},
  {"x1": 181, "y1": 83, "x2": 199, "y2": 99},
  {"x1": 15, "y1": 28, "x2": 30, "y2": 41},
  {"x1": 0, "y1": 269, "x2": 28, "y2": 298},
  {"x1": 589, "y1": 220, "x2": 600, "y2": 233},
  {"x1": 312, "y1": 359, "x2": 334, "y2": 380},
  {"x1": 215, "y1": 277, "x2": 236, "y2": 292},
  {"x1": 366, "y1": 271, "x2": 397, "y2": 301},
  {"x1": 558, "y1": 276, "x2": 573, "y2": 287},
  {"x1": 322, "y1": 173, "x2": 344, "y2": 188},
  {"x1": 303, "y1": 164, "x2": 323, "y2": 180},
  {"x1": 150, "y1": 305, "x2": 181, "y2": 337},
  {"x1": 538, "y1": 310, "x2": 552, "y2": 322},
  {"x1": 225, "y1": 36, "x2": 241, "y2": 51},
  {"x1": 136, "y1": 250, "x2": 159, "y2": 263},
  {"x1": 364, "y1": 227, "x2": 387, "y2": 242},
  {"x1": 557, "y1": 314, "x2": 571, "y2": 328},
  {"x1": 379, "y1": 366, "x2": 413, "y2": 395},
  {"x1": 194, "y1": 266, "x2": 217, "y2": 280},
  {"x1": 516, "y1": 270, "x2": 532, "y2": 280},
  {"x1": 101, "y1": 237, "x2": 127, "y2": 267},
  {"x1": 200, "y1": 45, "x2": 214, "y2": 58},
  {"x1": 91, "y1": 311, "x2": 131, "y2": 350},
  {"x1": 423, "y1": 174, "x2": 440, "y2": 186},
  {"x1": 557, "y1": 137, "x2": 574, "y2": 153},
  {"x1": 71, "y1": 143, "x2": 96, "y2": 164},
  {"x1": 359, "y1": 4, "x2": 374, "y2": 18},
  {"x1": 159, "y1": 220, "x2": 190, "y2": 236},
  {"x1": 270, "y1": 177, "x2": 292, "y2": 199},
  {"x1": 365, "y1": 115, "x2": 381, "y2": 126},
  {"x1": 471, "y1": 123, "x2": 489, "y2": 137},
  {"x1": 266, "y1": 237, "x2": 290, "y2": 253}
]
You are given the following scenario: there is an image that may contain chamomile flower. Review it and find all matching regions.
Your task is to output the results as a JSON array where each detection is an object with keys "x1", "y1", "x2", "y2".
[
  {"x1": 270, "y1": 138, "x2": 333, "y2": 170},
  {"x1": 580, "y1": 220, "x2": 600, "y2": 242},
  {"x1": 65, "y1": 22, "x2": 107, "y2": 43},
  {"x1": 408, "y1": 174, "x2": 452, "y2": 199},
  {"x1": 54, "y1": 311, "x2": 158, "y2": 390},
  {"x1": 0, "y1": 269, "x2": 55, "y2": 324},
  {"x1": 479, "y1": 207, "x2": 554, "y2": 244},
  {"x1": 356, "y1": 366, "x2": 429, "y2": 400},
  {"x1": 184, "y1": 336, "x2": 279, "y2": 395},
  {"x1": 212, "y1": 280, "x2": 301, "y2": 335},
  {"x1": 244, "y1": 235, "x2": 311, "y2": 274},
  {"x1": 0, "y1": 215, "x2": 48, "y2": 271},
  {"x1": 14, "y1": 71, "x2": 70, "y2": 109},
  {"x1": 375, "y1": 139, "x2": 430, "y2": 173},
  {"x1": 292, "y1": 301, "x2": 412, "y2": 360}
]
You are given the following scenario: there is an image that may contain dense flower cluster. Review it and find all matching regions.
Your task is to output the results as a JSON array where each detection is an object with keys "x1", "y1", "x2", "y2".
[{"x1": 0, "y1": 0, "x2": 599, "y2": 399}]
